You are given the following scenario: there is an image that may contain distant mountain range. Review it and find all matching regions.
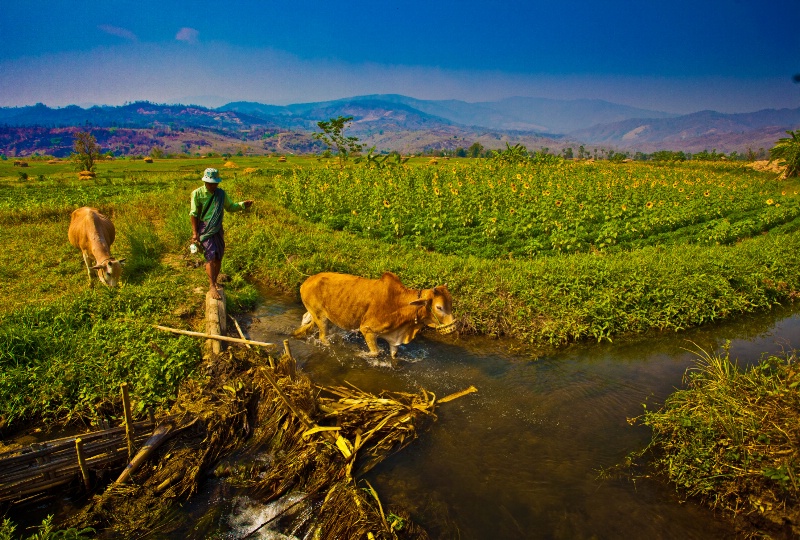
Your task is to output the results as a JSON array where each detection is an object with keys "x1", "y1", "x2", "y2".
[{"x1": 1, "y1": 95, "x2": 798, "y2": 157}]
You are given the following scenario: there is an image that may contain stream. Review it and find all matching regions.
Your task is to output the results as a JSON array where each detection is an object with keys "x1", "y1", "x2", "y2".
[{"x1": 230, "y1": 288, "x2": 798, "y2": 539}]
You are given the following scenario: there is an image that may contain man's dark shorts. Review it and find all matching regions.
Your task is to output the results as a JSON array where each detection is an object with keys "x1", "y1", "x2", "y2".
[{"x1": 201, "y1": 228, "x2": 225, "y2": 262}]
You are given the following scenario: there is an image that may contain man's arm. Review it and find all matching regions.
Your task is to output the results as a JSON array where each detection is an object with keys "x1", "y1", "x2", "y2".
[
  {"x1": 223, "y1": 191, "x2": 254, "y2": 212},
  {"x1": 191, "y1": 215, "x2": 201, "y2": 243}
]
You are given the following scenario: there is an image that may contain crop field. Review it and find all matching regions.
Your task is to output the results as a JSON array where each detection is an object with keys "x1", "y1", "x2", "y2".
[{"x1": 277, "y1": 159, "x2": 800, "y2": 258}]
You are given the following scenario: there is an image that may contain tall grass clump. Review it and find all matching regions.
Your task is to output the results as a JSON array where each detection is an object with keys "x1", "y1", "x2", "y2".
[
  {"x1": 633, "y1": 345, "x2": 800, "y2": 530},
  {"x1": 121, "y1": 219, "x2": 164, "y2": 276}
]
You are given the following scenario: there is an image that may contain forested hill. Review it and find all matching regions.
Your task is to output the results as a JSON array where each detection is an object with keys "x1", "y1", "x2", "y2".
[{"x1": 1, "y1": 96, "x2": 798, "y2": 156}]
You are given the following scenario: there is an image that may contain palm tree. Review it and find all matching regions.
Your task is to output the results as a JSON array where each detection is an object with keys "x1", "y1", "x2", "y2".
[{"x1": 769, "y1": 130, "x2": 800, "y2": 177}]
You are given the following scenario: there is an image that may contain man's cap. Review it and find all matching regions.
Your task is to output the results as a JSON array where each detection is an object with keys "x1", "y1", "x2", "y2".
[{"x1": 202, "y1": 168, "x2": 222, "y2": 183}]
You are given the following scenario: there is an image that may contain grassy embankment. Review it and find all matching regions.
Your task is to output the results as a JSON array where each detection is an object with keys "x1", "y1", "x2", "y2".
[{"x1": 0, "y1": 156, "x2": 798, "y2": 435}]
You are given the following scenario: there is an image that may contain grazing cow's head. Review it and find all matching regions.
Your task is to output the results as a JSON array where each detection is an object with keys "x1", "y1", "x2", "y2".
[
  {"x1": 410, "y1": 285, "x2": 457, "y2": 334},
  {"x1": 91, "y1": 258, "x2": 125, "y2": 288}
]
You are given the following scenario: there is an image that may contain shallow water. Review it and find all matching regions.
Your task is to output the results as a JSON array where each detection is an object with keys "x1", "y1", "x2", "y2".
[{"x1": 237, "y1": 290, "x2": 799, "y2": 539}]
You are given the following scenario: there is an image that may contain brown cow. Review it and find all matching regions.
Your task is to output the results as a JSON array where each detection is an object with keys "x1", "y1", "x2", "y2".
[
  {"x1": 68, "y1": 207, "x2": 125, "y2": 287},
  {"x1": 292, "y1": 272, "x2": 456, "y2": 362}
]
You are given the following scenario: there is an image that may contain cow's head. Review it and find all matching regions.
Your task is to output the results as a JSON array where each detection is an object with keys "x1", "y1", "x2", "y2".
[
  {"x1": 91, "y1": 258, "x2": 125, "y2": 288},
  {"x1": 410, "y1": 285, "x2": 457, "y2": 335}
]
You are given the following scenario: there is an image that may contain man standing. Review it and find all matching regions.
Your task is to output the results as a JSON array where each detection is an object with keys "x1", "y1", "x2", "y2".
[{"x1": 190, "y1": 168, "x2": 253, "y2": 299}]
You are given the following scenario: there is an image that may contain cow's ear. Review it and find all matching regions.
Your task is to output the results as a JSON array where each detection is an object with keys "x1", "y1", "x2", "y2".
[
  {"x1": 409, "y1": 298, "x2": 427, "y2": 306},
  {"x1": 118, "y1": 258, "x2": 127, "y2": 266}
]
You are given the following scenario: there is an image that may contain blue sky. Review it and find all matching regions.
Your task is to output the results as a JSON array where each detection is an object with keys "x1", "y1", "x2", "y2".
[{"x1": 1, "y1": 0, "x2": 798, "y2": 113}]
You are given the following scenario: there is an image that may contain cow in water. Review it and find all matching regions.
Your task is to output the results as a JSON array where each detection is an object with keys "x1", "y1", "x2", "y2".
[
  {"x1": 68, "y1": 206, "x2": 125, "y2": 287},
  {"x1": 292, "y1": 271, "x2": 456, "y2": 363}
]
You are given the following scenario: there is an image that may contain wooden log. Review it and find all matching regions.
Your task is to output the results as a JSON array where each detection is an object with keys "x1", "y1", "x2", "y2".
[
  {"x1": 437, "y1": 385, "x2": 479, "y2": 404},
  {"x1": 206, "y1": 288, "x2": 227, "y2": 354},
  {"x1": 152, "y1": 325, "x2": 275, "y2": 348}
]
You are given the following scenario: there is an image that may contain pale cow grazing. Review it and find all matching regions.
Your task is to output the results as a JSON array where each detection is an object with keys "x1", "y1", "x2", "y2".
[
  {"x1": 293, "y1": 271, "x2": 456, "y2": 363},
  {"x1": 68, "y1": 207, "x2": 125, "y2": 287}
]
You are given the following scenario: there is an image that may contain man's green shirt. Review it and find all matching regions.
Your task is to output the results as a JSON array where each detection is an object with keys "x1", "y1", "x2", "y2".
[{"x1": 189, "y1": 185, "x2": 245, "y2": 221}]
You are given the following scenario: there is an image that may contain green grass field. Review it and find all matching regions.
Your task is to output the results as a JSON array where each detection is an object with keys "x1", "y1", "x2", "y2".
[{"x1": 0, "y1": 156, "x2": 797, "y2": 431}]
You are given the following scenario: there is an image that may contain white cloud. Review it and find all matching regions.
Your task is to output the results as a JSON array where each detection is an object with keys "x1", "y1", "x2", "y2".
[
  {"x1": 175, "y1": 28, "x2": 199, "y2": 45},
  {"x1": 98, "y1": 25, "x2": 138, "y2": 42}
]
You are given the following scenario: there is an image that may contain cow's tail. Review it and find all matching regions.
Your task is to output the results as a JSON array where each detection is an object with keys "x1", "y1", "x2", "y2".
[{"x1": 291, "y1": 311, "x2": 315, "y2": 338}]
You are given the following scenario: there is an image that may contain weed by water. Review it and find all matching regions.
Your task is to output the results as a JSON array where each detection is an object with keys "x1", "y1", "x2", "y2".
[{"x1": 632, "y1": 344, "x2": 800, "y2": 524}]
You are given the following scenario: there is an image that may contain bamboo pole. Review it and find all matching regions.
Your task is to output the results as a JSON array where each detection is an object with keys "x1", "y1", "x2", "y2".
[
  {"x1": 230, "y1": 315, "x2": 251, "y2": 349},
  {"x1": 75, "y1": 438, "x2": 90, "y2": 490},
  {"x1": 153, "y1": 325, "x2": 276, "y2": 348},
  {"x1": 121, "y1": 383, "x2": 134, "y2": 461},
  {"x1": 115, "y1": 421, "x2": 176, "y2": 485}
]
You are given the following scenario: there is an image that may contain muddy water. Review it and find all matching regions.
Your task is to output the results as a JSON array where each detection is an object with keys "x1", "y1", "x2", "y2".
[{"x1": 239, "y1": 289, "x2": 799, "y2": 539}]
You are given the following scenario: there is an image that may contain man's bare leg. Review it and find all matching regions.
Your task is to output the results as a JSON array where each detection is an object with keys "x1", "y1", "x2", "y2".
[{"x1": 206, "y1": 258, "x2": 222, "y2": 299}]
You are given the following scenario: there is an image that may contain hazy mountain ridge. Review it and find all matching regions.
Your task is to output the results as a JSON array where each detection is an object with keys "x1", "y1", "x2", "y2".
[
  {"x1": 570, "y1": 107, "x2": 800, "y2": 152},
  {"x1": 1, "y1": 96, "x2": 798, "y2": 156}
]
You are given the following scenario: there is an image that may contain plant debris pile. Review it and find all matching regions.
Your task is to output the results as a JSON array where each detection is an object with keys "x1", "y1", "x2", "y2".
[
  {"x1": 633, "y1": 347, "x2": 800, "y2": 537},
  {"x1": 65, "y1": 347, "x2": 449, "y2": 538}
]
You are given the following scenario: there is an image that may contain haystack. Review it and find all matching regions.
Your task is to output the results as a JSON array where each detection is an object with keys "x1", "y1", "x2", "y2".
[
  {"x1": 143, "y1": 157, "x2": 154, "y2": 163},
  {"x1": 223, "y1": 161, "x2": 238, "y2": 168},
  {"x1": 78, "y1": 171, "x2": 96, "y2": 178},
  {"x1": 750, "y1": 160, "x2": 787, "y2": 176}
]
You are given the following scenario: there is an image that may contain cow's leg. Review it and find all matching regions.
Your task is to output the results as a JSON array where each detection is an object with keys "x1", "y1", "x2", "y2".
[
  {"x1": 315, "y1": 316, "x2": 331, "y2": 346},
  {"x1": 361, "y1": 329, "x2": 380, "y2": 357},
  {"x1": 389, "y1": 346, "x2": 401, "y2": 368},
  {"x1": 291, "y1": 312, "x2": 316, "y2": 338},
  {"x1": 81, "y1": 250, "x2": 95, "y2": 286}
]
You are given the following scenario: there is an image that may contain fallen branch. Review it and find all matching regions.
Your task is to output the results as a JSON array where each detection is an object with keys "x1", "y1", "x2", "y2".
[
  {"x1": 438, "y1": 385, "x2": 479, "y2": 404},
  {"x1": 153, "y1": 324, "x2": 276, "y2": 348}
]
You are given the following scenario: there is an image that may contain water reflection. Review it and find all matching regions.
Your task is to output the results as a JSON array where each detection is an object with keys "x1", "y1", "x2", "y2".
[{"x1": 245, "y1": 288, "x2": 798, "y2": 539}]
